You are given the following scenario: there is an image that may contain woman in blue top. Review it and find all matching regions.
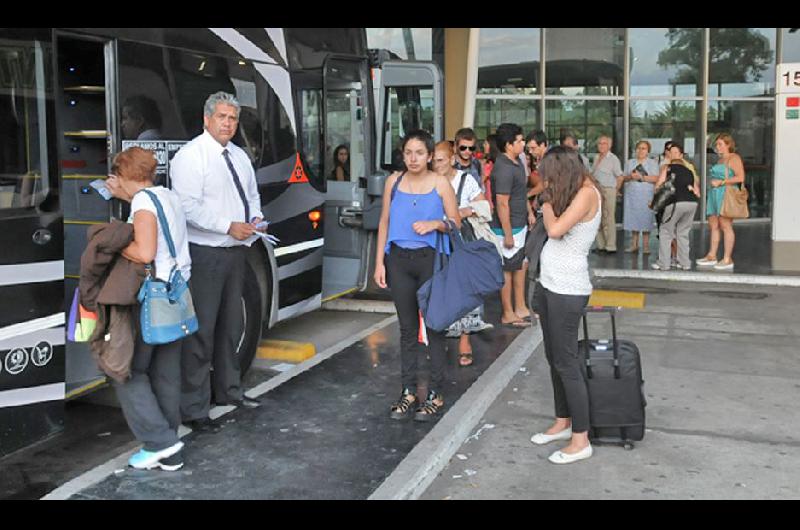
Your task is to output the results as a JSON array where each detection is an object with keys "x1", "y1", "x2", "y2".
[
  {"x1": 697, "y1": 133, "x2": 746, "y2": 271},
  {"x1": 375, "y1": 129, "x2": 460, "y2": 422}
]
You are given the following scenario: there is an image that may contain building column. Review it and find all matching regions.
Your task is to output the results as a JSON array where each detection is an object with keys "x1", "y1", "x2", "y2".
[
  {"x1": 444, "y1": 28, "x2": 473, "y2": 140},
  {"x1": 772, "y1": 62, "x2": 800, "y2": 271}
]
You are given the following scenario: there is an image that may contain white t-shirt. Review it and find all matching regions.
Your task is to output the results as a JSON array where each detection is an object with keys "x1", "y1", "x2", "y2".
[
  {"x1": 130, "y1": 186, "x2": 192, "y2": 282},
  {"x1": 450, "y1": 170, "x2": 482, "y2": 208}
]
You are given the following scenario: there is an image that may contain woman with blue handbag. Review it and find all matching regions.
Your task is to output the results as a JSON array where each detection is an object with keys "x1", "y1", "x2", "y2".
[
  {"x1": 374, "y1": 130, "x2": 460, "y2": 422},
  {"x1": 105, "y1": 147, "x2": 193, "y2": 471}
]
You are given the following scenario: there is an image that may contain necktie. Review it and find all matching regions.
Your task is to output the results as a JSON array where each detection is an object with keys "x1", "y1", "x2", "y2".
[{"x1": 222, "y1": 149, "x2": 250, "y2": 222}]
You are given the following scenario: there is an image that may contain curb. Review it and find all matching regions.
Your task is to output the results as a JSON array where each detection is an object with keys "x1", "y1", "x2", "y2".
[
  {"x1": 369, "y1": 324, "x2": 543, "y2": 500},
  {"x1": 593, "y1": 268, "x2": 800, "y2": 287}
]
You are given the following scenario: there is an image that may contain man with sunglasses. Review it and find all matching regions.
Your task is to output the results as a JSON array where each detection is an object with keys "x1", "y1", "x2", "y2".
[{"x1": 453, "y1": 128, "x2": 484, "y2": 191}]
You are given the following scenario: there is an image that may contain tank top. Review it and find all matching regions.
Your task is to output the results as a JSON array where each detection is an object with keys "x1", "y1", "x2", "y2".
[
  {"x1": 539, "y1": 187, "x2": 602, "y2": 296},
  {"x1": 385, "y1": 185, "x2": 450, "y2": 255},
  {"x1": 709, "y1": 163, "x2": 733, "y2": 181}
]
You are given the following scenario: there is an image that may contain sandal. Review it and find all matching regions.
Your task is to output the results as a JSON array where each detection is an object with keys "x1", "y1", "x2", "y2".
[
  {"x1": 389, "y1": 389, "x2": 416, "y2": 420},
  {"x1": 458, "y1": 351, "x2": 473, "y2": 367},
  {"x1": 414, "y1": 391, "x2": 444, "y2": 422}
]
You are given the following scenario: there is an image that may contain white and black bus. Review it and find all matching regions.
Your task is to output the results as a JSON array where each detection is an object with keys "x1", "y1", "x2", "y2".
[{"x1": 0, "y1": 27, "x2": 442, "y2": 457}]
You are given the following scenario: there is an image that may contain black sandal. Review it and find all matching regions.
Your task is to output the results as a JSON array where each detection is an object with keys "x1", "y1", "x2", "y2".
[
  {"x1": 414, "y1": 391, "x2": 444, "y2": 422},
  {"x1": 390, "y1": 389, "x2": 417, "y2": 420}
]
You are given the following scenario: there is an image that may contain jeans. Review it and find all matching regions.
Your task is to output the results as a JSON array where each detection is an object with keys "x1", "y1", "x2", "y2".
[{"x1": 385, "y1": 244, "x2": 446, "y2": 395}]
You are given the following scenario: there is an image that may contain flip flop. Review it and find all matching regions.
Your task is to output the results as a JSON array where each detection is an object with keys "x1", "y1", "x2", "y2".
[{"x1": 501, "y1": 320, "x2": 530, "y2": 329}]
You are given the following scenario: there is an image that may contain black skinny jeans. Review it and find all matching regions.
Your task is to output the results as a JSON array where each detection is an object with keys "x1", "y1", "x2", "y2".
[
  {"x1": 533, "y1": 283, "x2": 591, "y2": 433},
  {"x1": 385, "y1": 244, "x2": 446, "y2": 396}
]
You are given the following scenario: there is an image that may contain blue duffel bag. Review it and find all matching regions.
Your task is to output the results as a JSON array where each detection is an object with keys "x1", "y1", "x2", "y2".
[{"x1": 417, "y1": 220, "x2": 504, "y2": 332}]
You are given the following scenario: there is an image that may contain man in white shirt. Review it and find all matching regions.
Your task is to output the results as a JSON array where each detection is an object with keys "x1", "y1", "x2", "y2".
[
  {"x1": 591, "y1": 135, "x2": 623, "y2": 253},
  {"x1": 170, "y1": 91, "x2": 266, "y2": 432}
]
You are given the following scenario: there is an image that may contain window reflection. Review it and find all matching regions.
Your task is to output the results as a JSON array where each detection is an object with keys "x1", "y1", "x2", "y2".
[
  {"x1": 544, "y1": 99, "x2": 624, "y2": 162},
  {"x1": 477, "y1": 28, "x2": 539, "y2": 95},
  {"x1": 781, "y1": 28, "x2": 800, "y2": 62},
  {"x1": 545, "y1": 28, "x2": 624, "y2": 96},
  {"x1": 366, "y1": 28, "x2": 432, "y2": 61},
  {"x1": 629, "y1": 100, "x2": 701, "y2": 164},
  {"x1": 474, "y1": 99, "x2": 539, "y2": 143},
  {"x1": 630, "y1": 28, "x2": 702, "y2": 97},
  {"x1": 709, "y1": 28, "x2": 776, "y2": 97},
  {"x1": 706, "y1": 100, "x2": 774, "y2": 218},
  {"x1": 0, "y1": 39, "x2": 51, "y2": 210}
]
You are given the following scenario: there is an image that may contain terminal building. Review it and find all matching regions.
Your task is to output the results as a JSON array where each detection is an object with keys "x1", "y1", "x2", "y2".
[{"x1": 368, "y1": 28, "x2": 800, "y2": 269}]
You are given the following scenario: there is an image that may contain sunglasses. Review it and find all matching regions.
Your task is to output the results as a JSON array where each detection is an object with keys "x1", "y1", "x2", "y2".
[{"x1": 458, "y1": 145, "x2": 478, "y2": 152}]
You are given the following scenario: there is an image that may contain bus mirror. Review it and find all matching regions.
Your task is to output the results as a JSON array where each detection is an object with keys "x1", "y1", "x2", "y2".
[{"x1": 367, "y1": 172, "x2": 389, "y2": 197}]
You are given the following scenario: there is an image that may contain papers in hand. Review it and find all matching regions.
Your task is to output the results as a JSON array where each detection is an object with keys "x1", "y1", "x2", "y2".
[
  {"x1": 257, "y1": 231, "x2": 280, "y2": 245},
  {"x1": 90, "y1": 179, "x2": 113, "y2": 201}
]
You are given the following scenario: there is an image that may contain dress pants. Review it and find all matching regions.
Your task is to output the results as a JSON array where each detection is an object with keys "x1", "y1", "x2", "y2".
[
  {"x1": 657, "y1": 201, "x2": 698, "y2": 269},
  {"x1": 114, "y1": 335, "x2": 182, "y2": 452},
  {"x1": 181, "y1": 244, "x2": 246, "y2": 422},
  {"x1": 595, "y1": 186, "x2": 618, "y2": 251}
]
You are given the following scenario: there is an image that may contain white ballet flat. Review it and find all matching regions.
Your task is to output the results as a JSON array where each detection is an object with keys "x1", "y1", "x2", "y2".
[
  {"x1": 530, "y1": 427, "x2": 572, "y2": 445},
  {"x1": 548, "y1": 444, "x2": 593, "y2": 464}
]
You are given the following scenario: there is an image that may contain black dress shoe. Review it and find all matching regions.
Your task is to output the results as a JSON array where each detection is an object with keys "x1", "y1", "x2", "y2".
[
  {"x1": 185, "y1": 418, "x2": 221, "y2": 434},
  {"x1": 232, "y1": 396, "x2": 261, "y2": 410}
]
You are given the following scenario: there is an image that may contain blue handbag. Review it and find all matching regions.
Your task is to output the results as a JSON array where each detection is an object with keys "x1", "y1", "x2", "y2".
[
  {"x1": 136, "y1": 189, "x2": 199, "y2": 345},
  {"x1": 416, "y1": 220, "x2": 504, "y2": 332}
]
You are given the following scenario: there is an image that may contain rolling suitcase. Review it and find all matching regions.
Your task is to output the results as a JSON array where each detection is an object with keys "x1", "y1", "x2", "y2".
[{"x1": 578, "y1": 307, "x2": 646, "y2": 449}]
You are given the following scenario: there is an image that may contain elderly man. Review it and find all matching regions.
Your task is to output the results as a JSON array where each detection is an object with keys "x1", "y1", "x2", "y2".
[
  {"x1": 170, "y1": 91, "x2": 266, "y2": 433},
  {"x1": 591, "y1": 135, "x2": 623, "y2": 253}
]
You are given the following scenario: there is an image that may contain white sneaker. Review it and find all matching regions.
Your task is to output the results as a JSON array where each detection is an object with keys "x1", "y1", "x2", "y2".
[
  {"x1": 530, "y1": 427, "x2": 572, "y2": 445},
  {"x1": 713, "y1": 261, "x2": 734, "y2": 271},
  {"x1": 677, "y1": 264, "x2": 691, "y2": 271},
  {"x1": 696, "y1": 257, "x2": 718, "y2": 266},
  {"x1": 650, "y1": 262, "x2": 669, "y2": 270},
  {"x1": 548, "y1": 444, "x2": 593, "y2": 464}
]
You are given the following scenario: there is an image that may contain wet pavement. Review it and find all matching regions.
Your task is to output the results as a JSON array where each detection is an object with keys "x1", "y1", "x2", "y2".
[{"x1": 63, "y1": 300, "x2": 523, "y2": 500}]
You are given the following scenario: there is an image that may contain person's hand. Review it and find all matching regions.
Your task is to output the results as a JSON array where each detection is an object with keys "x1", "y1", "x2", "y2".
[
  {"x1": 412, "y1": 220, "x2": 440, "y2": 235},
  {"x1": 228, "y1": 222, "x2": 256, "y2": 240},
  {"x1": 631, "y1": 170, "x2": 641, "y2": 181},
  {"x1": 711, "y1": 180, "x2": 722, "y2": 188},
  {"x1": 374, "y1": 263, "x2": 387, "y2": 289},
  {"x1": 503, "y1": 234, "x2": 514, "y2": 249},
  {"x1": 528, "y1": 211, "x2": 536, "y2": 229},
  {"x1": 250, "y1": 217, "x2": 267, "y2": 232},
  {"x1": 105, "y1": 174, "x2": 129, "y2": 201},
  {"x1": 458, "y1": 206, "x2": 473, "y2": 219}
]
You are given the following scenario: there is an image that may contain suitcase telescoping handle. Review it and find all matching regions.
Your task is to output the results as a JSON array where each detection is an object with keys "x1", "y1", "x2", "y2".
[{"x1": 582, "y1": 306, "x2": 621, "y2": 379}]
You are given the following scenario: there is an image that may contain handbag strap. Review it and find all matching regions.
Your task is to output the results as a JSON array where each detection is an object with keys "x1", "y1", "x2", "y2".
[
  {"x1": 456, "y1": 171, "x2": 467, "y2": 206},
  {"x1": 390, "y1": 172, "x2": 406, "y2": 202},
  {"x1": 139, "y1": 189, "x2": 178, "y2": 276}
]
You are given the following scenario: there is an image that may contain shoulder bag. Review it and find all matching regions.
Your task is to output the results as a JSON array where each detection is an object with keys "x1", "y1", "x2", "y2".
[
  {"x1": 136, "y1": 189, "x2": 199, "y2": 344},
  {"x1": 416, "y1": 220, "x2": 504, "y2": 332},
  {"x1": 720, "y1": 160, "x2": 749, "y2": 219}
]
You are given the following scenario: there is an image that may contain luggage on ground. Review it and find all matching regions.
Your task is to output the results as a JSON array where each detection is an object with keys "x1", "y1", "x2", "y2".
[{"x1": 578, "y1": 306, "x2": 646, "y2": 447}]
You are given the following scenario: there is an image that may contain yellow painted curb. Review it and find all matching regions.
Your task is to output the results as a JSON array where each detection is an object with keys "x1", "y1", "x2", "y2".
[
  {"x1": 257, "y1": 340, "x2": 316, "y2": 362},
  {"x1": 588, "y1": 289, "x2": 646, "y2": 309}
]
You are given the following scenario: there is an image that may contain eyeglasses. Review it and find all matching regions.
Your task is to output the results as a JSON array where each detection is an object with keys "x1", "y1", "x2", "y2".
[{"x1": 458, "y1": 145, "x2": 478, "y2": 152}]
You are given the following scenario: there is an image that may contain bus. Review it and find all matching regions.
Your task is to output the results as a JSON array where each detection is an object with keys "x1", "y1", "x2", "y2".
[{"x1": 0, "y1": 27, "x2": 442, "y2": 457}]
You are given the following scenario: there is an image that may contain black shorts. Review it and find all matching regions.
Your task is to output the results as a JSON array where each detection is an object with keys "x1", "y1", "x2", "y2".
[{"x1": 502, "y1": 247, "x2": 526, "y2": 272}]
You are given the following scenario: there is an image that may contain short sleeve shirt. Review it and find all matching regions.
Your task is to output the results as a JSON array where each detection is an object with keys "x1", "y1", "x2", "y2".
[
  {"x1": 490, "y1": 155, "x2": 528, "y2": 229},
  {"x1": 130, "y1": 186, "x2": 192, "y2": 282},
  {"x1": 450, "y1": 170, "x2": 482, "y2": 208},
  {"x1": 592, "y1": 152, "x2": 623, "y2": 188}
]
